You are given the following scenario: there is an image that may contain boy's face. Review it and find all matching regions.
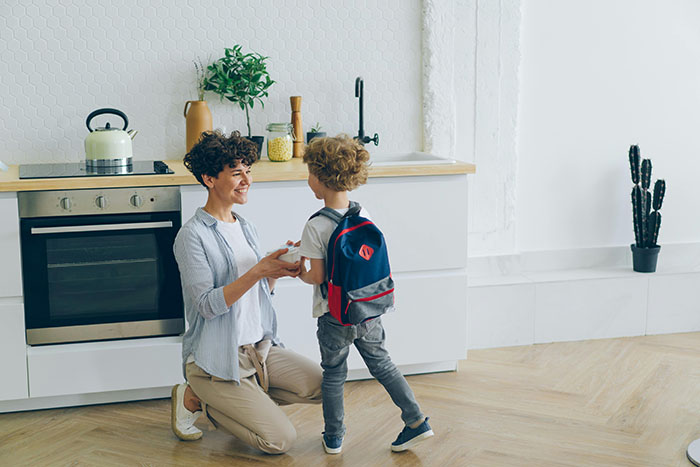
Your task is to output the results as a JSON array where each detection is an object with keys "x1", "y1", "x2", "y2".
[{"x1": 307, "y1": 171, "x2": 325, "y2": 200}]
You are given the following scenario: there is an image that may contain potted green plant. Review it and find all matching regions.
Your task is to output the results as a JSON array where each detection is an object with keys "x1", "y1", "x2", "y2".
[
  {"x1": 628, "y1": 144, "x2": 666, "y2": 272},
  {"x1": 204, "y1": 45, "x2": 275, "y2": 158},
  {"x1": 306, "y1": 122, "x2": 326, "y2": 143}
]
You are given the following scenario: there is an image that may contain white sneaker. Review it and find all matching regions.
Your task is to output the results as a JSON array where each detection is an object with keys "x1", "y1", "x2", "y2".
[{"x1": 171, "y1": 383, "x2": 203, "y2": 441}]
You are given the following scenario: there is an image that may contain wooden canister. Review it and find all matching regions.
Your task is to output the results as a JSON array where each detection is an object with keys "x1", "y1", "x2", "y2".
[
  {"x1": 290, "y1": 96, "x2": 304, "y2": 158},
  {"x1": 184, "y1": 100, "x2": 212, "y2": 154}
]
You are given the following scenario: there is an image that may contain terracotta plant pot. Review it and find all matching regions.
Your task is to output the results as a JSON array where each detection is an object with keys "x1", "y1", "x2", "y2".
[{"x1": 184, "y1": 101, "x2": 212, "y2": 154}]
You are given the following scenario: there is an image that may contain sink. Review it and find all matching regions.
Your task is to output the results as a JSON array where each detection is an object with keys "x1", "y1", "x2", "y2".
[{"x1": 370, "y1": 151, "x2": 456, "y2": 167}]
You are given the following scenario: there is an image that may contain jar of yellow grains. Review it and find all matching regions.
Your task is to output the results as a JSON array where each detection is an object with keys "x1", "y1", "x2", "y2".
[{"x1": 265, "y1": 123, "x2": 293, "y2": 162}]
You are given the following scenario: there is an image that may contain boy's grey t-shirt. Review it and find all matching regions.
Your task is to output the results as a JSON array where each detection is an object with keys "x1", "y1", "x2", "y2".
[{"x1": 299, "y1": 206, "x2": 371, "y2": 318}]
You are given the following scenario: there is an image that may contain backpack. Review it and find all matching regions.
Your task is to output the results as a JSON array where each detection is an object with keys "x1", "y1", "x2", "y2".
[{"x1": 310, "y1": 201, "x2": 395, "y2": 326}]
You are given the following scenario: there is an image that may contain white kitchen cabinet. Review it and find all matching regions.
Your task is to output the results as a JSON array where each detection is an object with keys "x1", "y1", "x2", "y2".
[
  {"x1": 27, "y1": 337, "x2": 182, "y2": 398},
  {"x1": 0, "y1": 300, "x2": 28, "y2": 400},
  {"x1": 182, "y1": 175, "x2": 468, "y2": 273},
  {"x1": 181, "y1": 174, "x2": 469, "y2": 375},
  {"x1": 0, "y1": 193, "x2": 22, "y2": 297},
  {"x1": 274, "y1": 271, "x2": 467, "y2": 372}
]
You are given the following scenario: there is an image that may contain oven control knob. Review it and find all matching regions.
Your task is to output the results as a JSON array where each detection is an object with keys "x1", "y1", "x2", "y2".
[
  {"x1": 59, "y1": 197, "x2": 71, "y2": 211},
  {"x1": 95, "y1": 196, "x2": 106, "y2": 209},
  {"x1": 130, "y1": 194, "x2": 143, "y2": 208}
]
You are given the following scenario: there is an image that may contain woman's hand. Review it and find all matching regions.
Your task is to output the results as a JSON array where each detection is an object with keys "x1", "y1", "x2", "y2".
[{"x1": 256, "y1": 248, "x2": 300, "y2": 279}]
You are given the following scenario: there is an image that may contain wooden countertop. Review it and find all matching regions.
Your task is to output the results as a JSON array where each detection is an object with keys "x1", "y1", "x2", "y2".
[{"x1": 0, "y1": 158, "x2": 475, "y2": 192}]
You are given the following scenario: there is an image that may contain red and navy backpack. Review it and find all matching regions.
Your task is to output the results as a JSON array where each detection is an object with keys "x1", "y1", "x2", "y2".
[{"x1": 311, "y1": 201, "x2": 395, "y2": 326}]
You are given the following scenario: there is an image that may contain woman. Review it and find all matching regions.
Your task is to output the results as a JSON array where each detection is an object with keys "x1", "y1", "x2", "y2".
[{"x1": 170, "y1": 130, "x2": 322, "y2": 454}]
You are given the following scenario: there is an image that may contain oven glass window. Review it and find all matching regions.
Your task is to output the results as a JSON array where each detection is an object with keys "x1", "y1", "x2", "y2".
[{"x1": 45, "y1": 232, "x2": 162, "y2": 321}]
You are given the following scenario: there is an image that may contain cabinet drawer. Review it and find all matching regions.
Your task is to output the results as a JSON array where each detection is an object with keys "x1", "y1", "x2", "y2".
[
  {"x1": 28, "y1": 337, "x2": 182, "y2": 398},
  {"x1": 0, "y1": 301, "x2": 28, "y2": 401},
  {"x1": 195, "y1": 175, "x2": 469, "y2": 274},
  {"x1": 0, "y1": 193, "x2": 22, "y2": 297},
  {"x1": 273, "y1": 271, "x2": 468, "y2": 371}
]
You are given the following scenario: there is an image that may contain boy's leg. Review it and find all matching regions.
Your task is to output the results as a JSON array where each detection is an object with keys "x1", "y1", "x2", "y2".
[
  {"x1": 186, "y1": 362, "x2": 297, "y2": 455},
  {"x1": 265, "y1": 345, "x2": 323, "y2": 405},
  {"x1": 317, "y1": 315, "x2": 355, "y2": 438},
  {"x1": 353, "y1": 317, "x2": 425, "y2": 427}
]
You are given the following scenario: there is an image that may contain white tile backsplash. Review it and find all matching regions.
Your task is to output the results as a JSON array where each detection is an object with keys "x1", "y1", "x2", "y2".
[{"x1": 0, "y1": 0, "x2": 422, "y2": 164}]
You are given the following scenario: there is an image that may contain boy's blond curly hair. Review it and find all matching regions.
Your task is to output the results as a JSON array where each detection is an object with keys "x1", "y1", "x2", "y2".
[{"x1": 303, "y1": 134, "x2": 369, "y2": 191}]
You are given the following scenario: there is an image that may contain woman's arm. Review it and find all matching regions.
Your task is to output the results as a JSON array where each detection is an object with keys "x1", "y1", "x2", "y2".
[
  {"x1": 174, "y1": 228, "x2": 229, "y2": 320},
  {"x1": 223, "y1": 249, "x2": 298, "y2": 306},
  {"x1": 175, "y1": 228, "x2": 298, "y2": 320}
]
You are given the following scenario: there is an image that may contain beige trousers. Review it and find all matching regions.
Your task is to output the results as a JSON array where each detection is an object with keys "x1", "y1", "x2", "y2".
[{"x1": 186, "y1": 342, "x2": 322, "y2": 454}]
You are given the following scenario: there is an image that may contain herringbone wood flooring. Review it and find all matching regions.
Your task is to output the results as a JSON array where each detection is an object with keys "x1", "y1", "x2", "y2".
[{"x1": 1, "y1": 332, "x2": 699, "y2": 466}]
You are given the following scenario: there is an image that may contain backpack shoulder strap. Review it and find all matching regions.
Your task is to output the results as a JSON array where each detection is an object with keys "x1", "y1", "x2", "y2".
[
  {"x1": 309, "y1": 201, "x2": 362, "y2": 223},
  {"x1": 309, "y1": 207, "x2": 344, "y2": 224},
  {"x1": 344, "y1": 201, "x2": 362, "y2": 218}
]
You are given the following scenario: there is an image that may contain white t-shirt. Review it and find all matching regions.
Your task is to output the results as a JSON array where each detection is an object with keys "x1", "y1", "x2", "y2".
[
  {"x1": 217, "y1": 218, "x2": 264, "y2": 346},
  {"x1": 298, "y1": 206, "x2": 371, "y2": 318}
]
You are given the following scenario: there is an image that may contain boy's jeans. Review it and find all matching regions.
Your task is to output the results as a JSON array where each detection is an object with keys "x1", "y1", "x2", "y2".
[{"x1": 316, "y1": 313, "x2": 424, "y2": 438}]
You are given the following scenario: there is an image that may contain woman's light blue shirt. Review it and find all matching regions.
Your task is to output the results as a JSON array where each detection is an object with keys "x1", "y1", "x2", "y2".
[{"x1": 174, "y1": 207, "x2": 279, "y2": 383}]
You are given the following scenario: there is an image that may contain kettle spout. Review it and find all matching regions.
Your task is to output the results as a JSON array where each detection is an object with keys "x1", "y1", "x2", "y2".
[{"x1": 128, "y1": 129, "x2": 138, "y2": 140}]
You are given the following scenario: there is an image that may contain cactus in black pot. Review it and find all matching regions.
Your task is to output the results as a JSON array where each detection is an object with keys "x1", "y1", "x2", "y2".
[{"x1": 628, "y1": 145, "x2": 666, "y2": 272}]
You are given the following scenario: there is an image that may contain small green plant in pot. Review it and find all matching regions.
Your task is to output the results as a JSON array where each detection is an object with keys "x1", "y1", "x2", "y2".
[
  {"x1": 306, "y1": 122, "x2": 326, "y2": 143},
  {"x1": 204, "y1": 45, "x2": 275, "y2": 158},
  {"x1": 628, "y1": 144, "x2": 666, "y2": 272}
]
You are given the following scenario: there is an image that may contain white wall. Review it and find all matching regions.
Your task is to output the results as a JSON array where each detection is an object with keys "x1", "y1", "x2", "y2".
[
  {"x1": 517, "y1": 0, "x2": 700, "y2": 252},
  {"x1": 0, "y1": 0, "x2": 422, "y2": 164},
  {"x1": 423, "y1": 0, "x2": 522, "y2": 257}
]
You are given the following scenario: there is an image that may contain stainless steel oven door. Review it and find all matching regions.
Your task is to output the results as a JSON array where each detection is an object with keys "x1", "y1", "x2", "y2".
[{"x1": 20, "y1": 210, "x2": 184, "y2": 345}]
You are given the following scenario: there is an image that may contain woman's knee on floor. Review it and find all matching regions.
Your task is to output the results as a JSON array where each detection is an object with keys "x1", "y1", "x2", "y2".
[{"x1": 256, "y1": 419, "x2": 297, "y2": 455}]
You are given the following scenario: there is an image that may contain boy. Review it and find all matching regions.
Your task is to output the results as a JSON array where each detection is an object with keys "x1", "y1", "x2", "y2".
[{"x1": 298, "y1": 135, "x2": 434, "y2": 454}]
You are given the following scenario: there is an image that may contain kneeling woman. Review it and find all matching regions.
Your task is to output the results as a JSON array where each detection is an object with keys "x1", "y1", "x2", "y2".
[{"x1": 171, "y1": 131, "x2": 321, "y2": 454}]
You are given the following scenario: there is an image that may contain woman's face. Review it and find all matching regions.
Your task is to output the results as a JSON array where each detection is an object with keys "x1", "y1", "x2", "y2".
[{"x1": 205, "y1": 160, "x2": 252, "y2": 205}]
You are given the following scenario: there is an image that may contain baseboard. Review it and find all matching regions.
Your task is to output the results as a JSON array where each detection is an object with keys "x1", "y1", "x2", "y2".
[
  {"x1": 347, "y1": 360, "x2": 459, "y2": 381},
  {"x1": 1, "y1": 361, "x2": 460, "y2": 413},
  {"x1": 0, "y1": 386, "x2": 172, "y2": 414},
  {"x1": 467, "y1": 243, "x2": 700, "y2": 349}
]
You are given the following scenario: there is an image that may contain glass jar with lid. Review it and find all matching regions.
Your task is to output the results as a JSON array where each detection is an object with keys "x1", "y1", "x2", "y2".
[{"x1": 266, "y1": 123, "x2": 294, "y2": 162}]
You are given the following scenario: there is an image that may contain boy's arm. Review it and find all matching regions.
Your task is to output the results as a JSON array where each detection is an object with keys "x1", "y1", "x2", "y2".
[{"x1": 299, "y1": 257, "x2": 325, "y2": 285}]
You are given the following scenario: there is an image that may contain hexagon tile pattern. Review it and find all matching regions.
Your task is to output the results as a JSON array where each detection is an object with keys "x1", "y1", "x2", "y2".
[{"x1": 0, "y1": 0, "x2": 422, "y2": 164}]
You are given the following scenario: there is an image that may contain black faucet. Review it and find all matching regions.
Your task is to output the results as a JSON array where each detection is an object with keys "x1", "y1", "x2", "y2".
[{"x1": 355, "y1": 77, "x2": 379, "y2": 146}]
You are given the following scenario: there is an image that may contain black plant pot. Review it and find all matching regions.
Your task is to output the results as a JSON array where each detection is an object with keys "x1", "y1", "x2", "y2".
[
  {"x1": 306, "y1": 132, "x2": 326, "y2": 143},
  {"x1": 630, "y1": 244, "x2": 660, "y2": 273},
  {"x1": 246, "y1": 136, "x2": 264, "y2": 160}
]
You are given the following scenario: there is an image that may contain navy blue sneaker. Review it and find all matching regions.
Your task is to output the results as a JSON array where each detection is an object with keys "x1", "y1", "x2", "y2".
[
  {"x1": 391, "y1": 417, "x2": 434, "y2": 452},
  {"x1": 322, "y1": 433, "x2": 343, "y2": 454}
]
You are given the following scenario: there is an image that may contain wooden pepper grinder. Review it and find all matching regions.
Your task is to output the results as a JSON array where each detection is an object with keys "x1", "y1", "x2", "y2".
[{"x1": 290, "y1": 96, "x2": 304, "y2": 158}]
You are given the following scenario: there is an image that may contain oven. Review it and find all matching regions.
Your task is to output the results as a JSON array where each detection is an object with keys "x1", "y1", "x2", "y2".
[{"x1": 18, "y1": 186, "x2": 184, "y2": 345}]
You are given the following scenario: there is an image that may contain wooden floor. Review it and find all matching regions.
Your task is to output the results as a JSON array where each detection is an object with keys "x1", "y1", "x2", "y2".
[{"x1": 2, "y1": 332, "x2": 700, "y2": 466}]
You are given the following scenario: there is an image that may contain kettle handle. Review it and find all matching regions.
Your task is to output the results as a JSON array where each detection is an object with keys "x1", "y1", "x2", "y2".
[{"x1": 86, "y1": 108, "x2": 129, "y2": 132}]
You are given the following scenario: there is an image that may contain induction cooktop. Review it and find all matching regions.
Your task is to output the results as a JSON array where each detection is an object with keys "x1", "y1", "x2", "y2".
[{"x1": 19, "y1": 160, "x2": 174, "y2": 179}]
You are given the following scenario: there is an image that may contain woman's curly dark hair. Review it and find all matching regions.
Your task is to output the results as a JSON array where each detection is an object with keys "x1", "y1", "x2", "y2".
[
  {"x1": 183, "y1": 130, "x2": 258, "y2": 188},
  {"x1": 303, "y1": 134, "x2": 369, "y2": 191}
]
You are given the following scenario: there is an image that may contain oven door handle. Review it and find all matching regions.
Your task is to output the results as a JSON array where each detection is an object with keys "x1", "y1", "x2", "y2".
[{"x1": 30, "y1": 221, "x2": 174, "y2": 235}]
